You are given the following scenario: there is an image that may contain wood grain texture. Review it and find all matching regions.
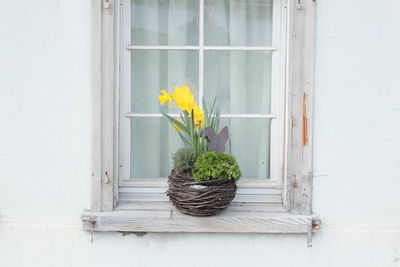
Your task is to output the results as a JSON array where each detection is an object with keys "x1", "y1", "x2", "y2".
[
  {"x1": 90, "y1": 0, "x2": 117, "y2": 212},
  {"x1": 284, "y1": 0, "x2": 316, "y2": 215},
  {"x1": 118, "y1": 191, "x2": 282, "y2": 203},
  {"x1": 90, "y1": 0, "x2": 102, "y2": 212},
  {"x1": 100, "y1": 0, "x2": 116, "y2": 212},
  {"x1": 82, "y1": 202, "x2": 313, "y2": 233}
]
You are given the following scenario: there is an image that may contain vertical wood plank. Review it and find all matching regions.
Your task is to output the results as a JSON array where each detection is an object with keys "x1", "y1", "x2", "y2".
[
  {"x1": 284, "y1": 0, "x2": 316, "y2": 215},
  {"x1": 90, "y1": 0, "x2": 103, "y2": 212},
  {"x1": 91, "y1": 0, "x2": 117, "y2": 212},
  {"x1": 101, "y1": 0, "x2": 116, "y2": 212},
  {"x1": 113, "y1": 0, "x2": 122, "y2": 209}
]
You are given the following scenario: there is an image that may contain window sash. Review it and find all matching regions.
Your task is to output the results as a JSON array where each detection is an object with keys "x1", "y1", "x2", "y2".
[{"x1": 119, "y1": 0, "x2": 287, "y2": 191}]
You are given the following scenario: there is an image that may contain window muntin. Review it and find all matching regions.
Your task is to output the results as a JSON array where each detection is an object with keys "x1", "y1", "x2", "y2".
[{"x1": 120, "y1": 0, "x2": 285, "y2": 184}]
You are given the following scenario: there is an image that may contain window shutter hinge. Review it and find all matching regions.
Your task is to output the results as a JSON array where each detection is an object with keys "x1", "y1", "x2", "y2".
[
  {"x1": 103, "y1": 0, "x2": 113, "y2": 15},
  {"x1": 103, "y1": 171, "x2": 110, "y2": 184},
  {"x1": 296, "y1": 0, "x2": 302, "y2": 10},
  {"x1": 104, "y1": 0, "x2": 110, "y2": 9}
]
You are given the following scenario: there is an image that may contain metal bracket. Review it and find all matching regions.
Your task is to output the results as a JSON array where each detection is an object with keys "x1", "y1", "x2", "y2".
[
  {"x1": 296, "y1": 0, "x2": 302, "y2": 10},
  {"x1": 104, "y1": 0, "x2": 110, "y2": 9},
  {"x1": 90, "y1": 220, "x2": 96, "y2": 243},
  {"x1": 103, "y1": 171, "x2": 110, "y2": 184},
  {"x1": 307, "y1": 224, "x2": 313, "y2": 247},
  {"x1": 104, "y1": 0, "x2": 112, "y2": 15},
  {"x1": 307, "y1": 217, "x2": 321, "y2": 247}
]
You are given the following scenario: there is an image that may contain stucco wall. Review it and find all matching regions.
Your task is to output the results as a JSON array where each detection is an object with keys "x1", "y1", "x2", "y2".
[{"x1": 1, "y1": 1, "x2": 400, "y2": 266}]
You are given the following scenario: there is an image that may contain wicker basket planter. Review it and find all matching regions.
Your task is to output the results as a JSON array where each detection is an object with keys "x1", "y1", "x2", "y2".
[{"x1": 167, "y1": 169, "x2": 237, "y2": 216}]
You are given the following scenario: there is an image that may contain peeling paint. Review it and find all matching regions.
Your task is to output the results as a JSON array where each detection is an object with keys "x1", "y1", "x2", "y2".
[
  {"x1": 302, "y1": 93, "x2": 309, "y2": 147},
  {"x1": 291, "y1": 175, "x2": 298, "y2": 188}
]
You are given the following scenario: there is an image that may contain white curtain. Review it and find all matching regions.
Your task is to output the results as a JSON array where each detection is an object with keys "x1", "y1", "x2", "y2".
[{"x1": 130, "y1": 0, "x2": 273, "y2": 179}]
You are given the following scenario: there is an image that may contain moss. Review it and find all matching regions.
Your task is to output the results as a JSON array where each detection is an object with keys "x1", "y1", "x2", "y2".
[
  {"x1": 193, "y1": 151, "x2": 241, "y2": 182},
  {"x1": 172, "y1": 148, "x2": 199, "y2": 173}
]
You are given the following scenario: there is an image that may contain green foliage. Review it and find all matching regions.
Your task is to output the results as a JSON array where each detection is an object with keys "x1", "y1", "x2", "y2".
[
  {"x1": 172, "y1": 148, "x2": 199, "y2": 173},
  {"x1": 162, "y1": 109, "x2": 208, "y2": 155},
  {"x1": 193, "y1": 151, "x2": 241, "y2": 182},
  {"x1": 162, "y1": 97, "x2": 220, "y2": 155},
  {"x1": 203, "y1": 97, "x2": 220, "y2": 132}
]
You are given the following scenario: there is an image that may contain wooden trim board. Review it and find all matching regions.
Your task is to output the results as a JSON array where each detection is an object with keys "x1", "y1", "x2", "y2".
[{"x1": 82, "y1": 202, "x2": 320, "y2": 233}]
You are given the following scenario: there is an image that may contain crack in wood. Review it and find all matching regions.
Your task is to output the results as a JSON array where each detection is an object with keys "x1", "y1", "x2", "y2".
[{"x1": 302, "y1": 93, "x2": 309, "y2": 147}]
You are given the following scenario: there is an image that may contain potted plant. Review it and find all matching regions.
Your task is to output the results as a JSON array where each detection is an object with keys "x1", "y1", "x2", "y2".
[{"x1": 158, "y1": 86, "x2": 241, "y2": 216}]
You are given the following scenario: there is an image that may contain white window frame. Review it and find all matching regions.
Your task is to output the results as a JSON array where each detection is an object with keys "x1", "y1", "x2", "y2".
[
  {"x1": 83, "y1": 0, "x2": 320, "y2": 244},
  {"x1": 118, "y1": 0, "x2": 285, "y2": 203}
]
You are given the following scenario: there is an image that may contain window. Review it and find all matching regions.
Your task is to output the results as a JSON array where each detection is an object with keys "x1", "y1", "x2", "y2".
[
  {"x1": 119, "y1": 0, "x2": 285, "y2": 203},
  {"x1": 83, "y1": 0, "x2": 320, "y2": 241}
]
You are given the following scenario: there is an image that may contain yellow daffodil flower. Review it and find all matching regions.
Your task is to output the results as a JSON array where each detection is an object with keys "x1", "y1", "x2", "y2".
[
  {"x1": 158, "y1": 90, "x2": 173, "y2": 107},
  {"x1": 192, "y1": 105, "x2": 205, "y2": 128},
  {"x1": 171, "y1": 86, "x2": 197, "y2": 112},
  {"x1": 159, "y1": 85, "x2": 205, "y2": 129}
]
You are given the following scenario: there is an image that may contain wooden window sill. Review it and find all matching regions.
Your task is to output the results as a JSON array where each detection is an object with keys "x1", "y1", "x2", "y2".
[{"x1": 82, "y1": 202, "x2": 320, "y2": 234}]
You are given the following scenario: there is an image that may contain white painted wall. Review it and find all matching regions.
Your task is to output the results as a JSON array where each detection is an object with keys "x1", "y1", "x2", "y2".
[{"x1": 1, "y1": 1, "x2": 400, "y2": 266}]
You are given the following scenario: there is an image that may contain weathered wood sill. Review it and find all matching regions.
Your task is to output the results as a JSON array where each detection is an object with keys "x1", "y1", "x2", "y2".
[{"x1": 82, "y1": 202, "x2": 320, "y2": 234}]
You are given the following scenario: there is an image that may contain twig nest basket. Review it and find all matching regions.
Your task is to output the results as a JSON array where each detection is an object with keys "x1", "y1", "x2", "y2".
[{"x1": 167, "y1": 169, "x2": 237, "y2": 216}]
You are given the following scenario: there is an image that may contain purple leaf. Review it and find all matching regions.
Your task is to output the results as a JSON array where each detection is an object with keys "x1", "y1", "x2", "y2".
[
  {"x1": 205, "y1": 127, "x2": 216, "y2": 141},
  {"x1": 206, "y1": 126, "x2": 229, "y2": 152}
]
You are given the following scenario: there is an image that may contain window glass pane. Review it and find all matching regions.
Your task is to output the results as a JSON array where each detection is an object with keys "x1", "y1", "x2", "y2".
[
  {"x1": 203, "y1": 51, "x2": 272, "y2": 114},
  {"x1": 130, "y1": 118, "x2": 271, "y2": 179},
  {"x1": 204, "y1": 0, "x2": 273, "y2": 46},
  {"x1": 130, "y1": 118, "x2": 183, "y2": 178},
  {"x1": 131, "y1": 50, "x2": 198, "y2": 113},
  {"x1": 222, "y1": 118, "x2": 271, "y2": 179},
  {"x1": 132, "y1": 0, "x2": 199, "y2": 46}
]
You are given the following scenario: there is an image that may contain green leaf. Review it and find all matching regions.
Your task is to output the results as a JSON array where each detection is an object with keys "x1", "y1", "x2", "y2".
[
  {"x1": 193, "y1": 151, "x2": 241, "y2": 182},
  {"x1": 202, "y1": 97, "x2": 209, "y2": 124},
  {"x1": 177, "y1": 130, "x2": 190, "y2": 147},
  {"x1": 162, "y1": 113, "x2": 188, "y2": 134},
  {"x1": 209, "y1": 97, "x2": 217, "y2": 117}
]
